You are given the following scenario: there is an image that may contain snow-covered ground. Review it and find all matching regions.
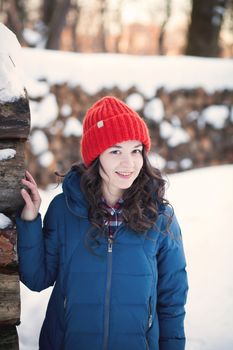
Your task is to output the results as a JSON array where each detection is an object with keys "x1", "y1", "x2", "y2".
[{"x1": 17, "y1": 165, "x2": 233, "y2": 350}]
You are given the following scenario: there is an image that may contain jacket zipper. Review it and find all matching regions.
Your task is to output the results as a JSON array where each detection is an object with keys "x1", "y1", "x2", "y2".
[
  {"x1": 103, "y1": 237, "x2": 113, "y2": 350},
  {"x1": 148, "y1": 296, "x2": 152, "y2": 329},
  {"x1": 145, "y1": 296, "x2": 152, "y2": 349}
]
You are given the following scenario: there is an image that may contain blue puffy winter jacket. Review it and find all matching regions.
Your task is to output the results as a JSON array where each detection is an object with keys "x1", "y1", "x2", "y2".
[{"x1": 16, "y1": 169, "x2": 188, "y2": 350}]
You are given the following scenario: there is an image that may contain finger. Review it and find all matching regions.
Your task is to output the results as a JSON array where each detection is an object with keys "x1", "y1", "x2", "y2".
[
  {"x1": 21, "y1": 188, "x2": 34, "y2": 206},
  {"x1": 21, "y1": 178, "x2": 38, "y2": 192},
  {"x1": 25, "y1": 170, "x2": 37, "y2": 185},
  {"x1": 21, "y1": 180, "x2": 41, "y2": 202}
]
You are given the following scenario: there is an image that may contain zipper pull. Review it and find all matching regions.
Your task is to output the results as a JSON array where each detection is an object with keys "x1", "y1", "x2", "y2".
[
  {"x1": 108, "y1": 237, "x2": 113, "y2": 253},
  {"x1": 148, "y1": 314, "x2": 152, "y2": 328}
]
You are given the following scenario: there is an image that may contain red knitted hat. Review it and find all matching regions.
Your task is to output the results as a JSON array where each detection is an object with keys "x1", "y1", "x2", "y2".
[{"x1": 80, "y1": 96, "x2": 151, "y2": 166}]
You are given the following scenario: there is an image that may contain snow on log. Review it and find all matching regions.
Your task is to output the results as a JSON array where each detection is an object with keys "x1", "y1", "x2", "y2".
[{"x1": 0, "y1": 23, "x2": 30, "y2": 139}]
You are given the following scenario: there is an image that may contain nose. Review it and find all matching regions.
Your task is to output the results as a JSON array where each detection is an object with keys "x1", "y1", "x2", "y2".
[{"x1": 120, "y1": 153, "x2": 134, "y2": 168}]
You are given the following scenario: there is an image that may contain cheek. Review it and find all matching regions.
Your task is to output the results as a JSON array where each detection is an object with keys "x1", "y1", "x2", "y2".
[{"x1": 137, "y1": 157, "x2": 143, "y2": 171}]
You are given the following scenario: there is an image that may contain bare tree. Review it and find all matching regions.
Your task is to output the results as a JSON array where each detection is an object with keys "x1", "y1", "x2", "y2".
[
  {"x1": 158, "y1": 0, "x2": 171, "y2": 55},
  {"x1": 186, "y1": 0, "x2": 229, "y2": 57},
  {"x1": 2, "y1": 0, "x2": 26, "y2": 43},
  {"x1": 44, "y1": 0, "x2": 73, "y2": 50},
  {"x1": 43, "y1": 0, "x2": 57, "y2": 25},
  {"x1": 69, "y1": 1, "x2": 81, "y2": 51},
  {"x1": 97, "y1": 0, "x2": 108, "y2": 52}
]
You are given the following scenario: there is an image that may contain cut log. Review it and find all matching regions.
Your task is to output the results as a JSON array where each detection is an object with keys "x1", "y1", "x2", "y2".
[
  {"x1": 0, "y1": 274, "x2": 20, "y2": 325},
  {"x1": 0, "y1": 229, "x2": 18, "y2": 274},
  {"x1": 0, "y1": 327, "x2": 19, "y2": 350},
  {"x1": 0, "y1": 139, "x2": 25, "y2": 213},
  {"x1": 0, "y1": 97, "x2": 30, "y2": 139}
]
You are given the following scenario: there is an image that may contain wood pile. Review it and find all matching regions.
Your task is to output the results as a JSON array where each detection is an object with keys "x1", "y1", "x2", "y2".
[
  {"x1": 0, "y1": 94, "x2": 30, "y2": 349},
  {"x1": 26, "y1": 84, "x2": 233, "y2": 188}
]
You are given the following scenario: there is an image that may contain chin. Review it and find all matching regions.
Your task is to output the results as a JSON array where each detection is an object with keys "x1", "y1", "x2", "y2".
[{"x1": 118, "y1": 181, "x2": 134, "y2": 190}]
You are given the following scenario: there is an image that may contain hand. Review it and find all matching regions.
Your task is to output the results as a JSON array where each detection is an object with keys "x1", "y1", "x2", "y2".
[{"x1": 20, "y1": 170, "x2": 41, "y2": 221}]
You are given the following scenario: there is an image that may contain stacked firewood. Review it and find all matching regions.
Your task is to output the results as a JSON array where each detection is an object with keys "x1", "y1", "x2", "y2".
[
  {"x1": 0, "y1": 24, "x2": 30, "y2": 350},
  {"x1": 26, "y1": 83, "x2": 233, "y2": 188}
]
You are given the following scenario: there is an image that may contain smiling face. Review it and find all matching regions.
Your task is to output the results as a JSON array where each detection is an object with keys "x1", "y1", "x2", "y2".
[{"x1": 99, "y1": 140, "x2": 144, "y2": 205}]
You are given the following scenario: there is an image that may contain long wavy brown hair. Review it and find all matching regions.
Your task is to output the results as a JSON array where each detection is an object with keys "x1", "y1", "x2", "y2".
[{"x1": 70, "y1": 148, "x2": 172, "y2": 245}]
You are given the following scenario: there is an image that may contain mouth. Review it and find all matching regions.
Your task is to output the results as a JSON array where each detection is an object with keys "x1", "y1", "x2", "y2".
[{"x1": 115, "y1": 171, "x2": 133, "y2": 178}]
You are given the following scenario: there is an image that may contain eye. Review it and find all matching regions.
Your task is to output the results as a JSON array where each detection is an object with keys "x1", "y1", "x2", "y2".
[
  {"x1": 133, "y1": 149, "x2": 142, "y2": 154},
  {"x1": 110, "y1": 150, "x2": 121, "y2": 155}
]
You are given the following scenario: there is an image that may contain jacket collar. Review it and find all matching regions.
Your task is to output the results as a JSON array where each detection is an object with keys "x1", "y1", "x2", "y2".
[{"x1": 62, "y1": 168, "x2": 89, "y2": 218}]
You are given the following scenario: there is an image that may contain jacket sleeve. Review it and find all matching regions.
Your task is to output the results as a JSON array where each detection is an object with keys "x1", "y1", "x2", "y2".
[
  {"x1": 156, "y1": 208, "x2": 188, "y2": 350},
  {"x1": 16, "y1": 198, "x2": 60, "y2": 292}
]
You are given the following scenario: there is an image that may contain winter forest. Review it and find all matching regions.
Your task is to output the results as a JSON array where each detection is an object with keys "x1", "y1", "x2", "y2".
[{"x1": 0, "y1": 0, "x2": 233, "y2": 349}]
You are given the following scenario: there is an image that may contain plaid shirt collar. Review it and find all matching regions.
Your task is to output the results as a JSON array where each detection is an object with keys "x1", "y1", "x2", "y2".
[{"x1": 101, "y1": 198, "x2": 123, "y2": 238}]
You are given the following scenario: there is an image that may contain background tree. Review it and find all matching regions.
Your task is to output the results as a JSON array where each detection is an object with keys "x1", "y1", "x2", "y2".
[
  {"x1": 158, "y1": 0, "x2": 172, "y2": 55},
  {"x1": 43, "y1": 0, "x2": 73, "y2": 50},
  {"x1": 186, "y1": 0, "x2": 229, "y2": 57},
  {"x1": 1, "y1": 0, "x2": 26, "y2": 43}
]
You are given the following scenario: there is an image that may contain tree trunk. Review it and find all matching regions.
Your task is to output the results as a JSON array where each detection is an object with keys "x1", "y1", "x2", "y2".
[
  {"x1": 43, "y1": 0, "x2": 58, "y2": 25},
  {"x1": 158, "y1": 0, "x2": 171, "y2": 55},
  {"x1": 45, "y1": 0, "x2": 72, "y2": 50},
  {"x1": 98, "y1": 0, "x2": 107, "y2": 52},
  {"x1": 186, "y1": 0, "x2": 228, "y2": 57},
  {"x1": 5, "y1": 0, "x2": 25, "y2": 44}
]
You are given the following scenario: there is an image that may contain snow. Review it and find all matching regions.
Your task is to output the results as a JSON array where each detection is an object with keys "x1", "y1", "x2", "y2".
[
  {"x1": 0, "y1": 148, "x2": 16, "y2": 160},
  {"x1": 125, "y1": 93, "x2": 144, "y2": 111},
  {"x1": 160, "y1": 120, "x2": 173, "y2": 139},
  {"x1": 25, "y1": 79, "x2": 50, "y2": 99},
  {"x1": 167, "y1": 165, "x2": 233, "y2": 350},
  {"x1": 29, "y1": 93, "x2": 59, "y2": 128},
  {"x1": 167, "y1": 126, "x2": 190, "y2": 147},
  {"x1": 144, "y1": 98, "x2": 164, "y2": 122},
  {"x1": 63, "y1": 117, "x2": 83, "y2": 137},
  {"x1": 30, "y1": 130, "x2": 48, "y2": 155},
  {"x1": 61, "y1": 104, "x2": 72, "y2": 117},
  {"x1": 38, "y1": 151, "x2": 54, "y2": 168},
  {"x1": 17, "y1": 165, "x2": 233, "y2": 350},
  {"x1": 202, "y1": 105, "x2": 229, "y2": 129},
  {"x1": 148, "y1": 152, "x2": 166, "y2": 170},
  {"x1": 180, "y1": 158, "x2": 193, "y2": 170},
  {"x1": 21, "y1": 48, "x2": 233, "y2": 98},
  {"x1": 171, "y1": 115, "x2": 181, "y2": 127},
  {"x1": 0, "y1": 213, "x2": 13, "y2": 229},
  {"x1": 160, "y1": 121, "x2": 190, "y2": 147},
  {"x1": 23, "y1": 28, "x2": 43, "y2": 47},
  {"x1": 0, "y1": 24, "x2": 25, "y2": 102}
]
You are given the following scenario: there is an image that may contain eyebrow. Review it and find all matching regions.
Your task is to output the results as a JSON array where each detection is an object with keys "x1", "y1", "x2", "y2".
[{"x1": 110, "y1": 143, "x2": 143, "y2": 149}]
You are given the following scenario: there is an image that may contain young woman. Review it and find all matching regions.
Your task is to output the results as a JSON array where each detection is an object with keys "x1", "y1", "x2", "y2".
[{"x1": 16, "y1": 96, "x2": 188, "y2": 350}]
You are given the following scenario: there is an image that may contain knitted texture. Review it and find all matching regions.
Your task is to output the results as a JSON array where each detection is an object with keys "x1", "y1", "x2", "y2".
[{"x1": 81, "y1": 96, "x2": 151, "y2": 166}]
